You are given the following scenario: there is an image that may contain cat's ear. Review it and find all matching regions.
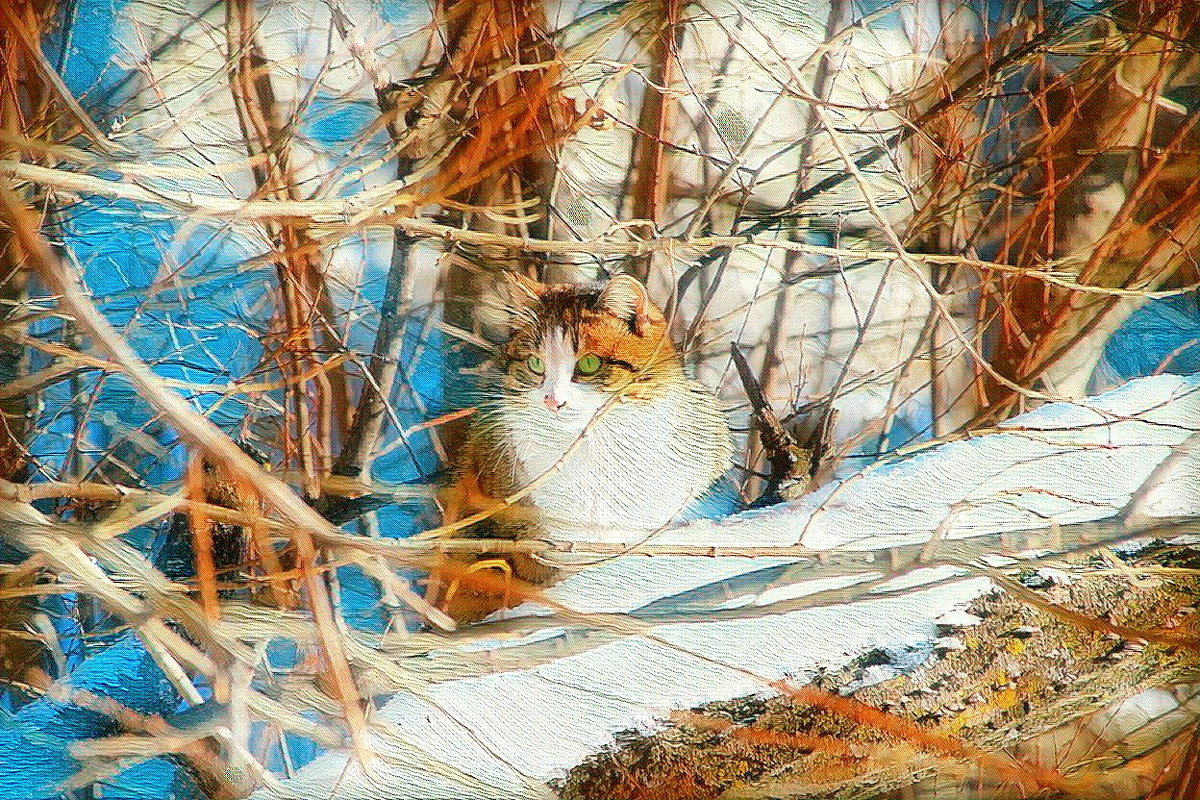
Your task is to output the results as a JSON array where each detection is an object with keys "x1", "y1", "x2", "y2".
[{"x1": 599, "y1": 274, "x2": 654, "y2": 336}]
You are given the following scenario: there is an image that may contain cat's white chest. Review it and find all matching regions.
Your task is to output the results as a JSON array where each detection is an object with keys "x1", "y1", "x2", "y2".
[{"x1": 498, "y1": 393, "x2": 726, "y2": 543}]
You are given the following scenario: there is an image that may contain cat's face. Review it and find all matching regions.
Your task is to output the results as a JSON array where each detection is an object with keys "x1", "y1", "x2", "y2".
[{"x1": 497, "y1": 274, "x2": 682, "y2": 422}]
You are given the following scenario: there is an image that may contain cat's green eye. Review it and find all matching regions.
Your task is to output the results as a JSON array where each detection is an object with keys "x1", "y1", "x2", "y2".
[
  {"x1": 575, "y1": 354, "x2": 603, "y2": 375},
  {"x1": 526, "y1": 355, "x2": 545, "y2": 374}
]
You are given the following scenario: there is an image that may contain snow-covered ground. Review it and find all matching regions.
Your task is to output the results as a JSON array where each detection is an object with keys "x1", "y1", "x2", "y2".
[{"x1": 259, "y1": 374, "x2": 1200, "y2": 800}]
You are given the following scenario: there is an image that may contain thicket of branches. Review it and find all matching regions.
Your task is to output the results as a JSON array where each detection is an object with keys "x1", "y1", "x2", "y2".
[{"x1": 0, "y1": 0, "x2": 1198, "y2": 798}]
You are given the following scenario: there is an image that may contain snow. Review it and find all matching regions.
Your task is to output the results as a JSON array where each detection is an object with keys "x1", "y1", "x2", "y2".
[{"x1": 259, "y1": 375, "x2": 1200, "y2": 799}]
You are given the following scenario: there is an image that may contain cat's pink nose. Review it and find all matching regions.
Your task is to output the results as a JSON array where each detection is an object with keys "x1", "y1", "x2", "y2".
[{"x1": 543, "y1": 394, "x2": 566, "y2": 412}]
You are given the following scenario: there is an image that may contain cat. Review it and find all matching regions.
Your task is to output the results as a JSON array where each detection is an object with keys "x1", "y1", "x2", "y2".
[{"x1": 430, "y1": 272, "x2": 736, "y2": 619}]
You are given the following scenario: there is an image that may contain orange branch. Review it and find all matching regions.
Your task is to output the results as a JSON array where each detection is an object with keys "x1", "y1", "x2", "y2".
[{"x1": 185, "y1": 454, "x2": 221, "y2": 621}]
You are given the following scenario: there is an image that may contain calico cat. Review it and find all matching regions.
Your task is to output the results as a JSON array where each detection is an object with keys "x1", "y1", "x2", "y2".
[{"x1": 430, "y1": 273, "x2": 735, "y2": 619}]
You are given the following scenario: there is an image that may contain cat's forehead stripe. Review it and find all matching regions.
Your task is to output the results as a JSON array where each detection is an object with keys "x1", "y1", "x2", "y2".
[{"x1": 541, "y1": 325, "x2": 577, "y2": 352}]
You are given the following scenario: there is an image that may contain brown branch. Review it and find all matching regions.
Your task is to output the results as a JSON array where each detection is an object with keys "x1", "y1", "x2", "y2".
[
  {"x1": 0, "y1": 2, "x2": 124, "y2": 156},
  {"x1": 742, "y1": 0, "x2": 849, "y2": 496},
  {"x1": 185, "y1": 454, "x2": 221, "y2": 621},
  {"x1": 626, "y1": 0, "x2": 683, "y2": 282},
  {"x1": 225, "y1": 0, "x2": 350, "y2": 492},
  {"x1": 331, "y1": 74, "x2": 425, "y2": 480},
  {"x1": 730, "y1": 343, "x2": 806, "y2": 501},
  {"x1": 0, "y1": 0, "x2": 55, "y2": 694},
  {"x1": 0, "y1": 182, "x2": 374, "y2": 765}
]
